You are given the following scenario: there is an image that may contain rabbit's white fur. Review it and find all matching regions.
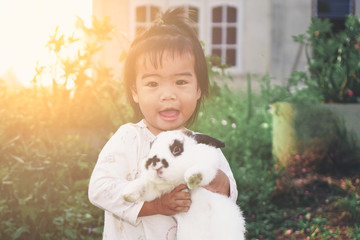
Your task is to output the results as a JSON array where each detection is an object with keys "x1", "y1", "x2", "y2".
[{"x1": 122, "y1": 130, "x2": 246, "y2": 240}]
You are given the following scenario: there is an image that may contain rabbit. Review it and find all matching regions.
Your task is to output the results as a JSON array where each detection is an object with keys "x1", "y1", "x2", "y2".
[{"x1": 122, "y1": 130, "x2": 246, "y2": 240}]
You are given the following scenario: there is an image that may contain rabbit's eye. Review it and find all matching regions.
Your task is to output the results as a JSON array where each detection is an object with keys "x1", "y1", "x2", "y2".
[
  {"x1": 173, "y1": 146, "x2": 181, "y2": 154},
  {"x1": 170, "y1": 139, "x2": 184, "y2": 157}
]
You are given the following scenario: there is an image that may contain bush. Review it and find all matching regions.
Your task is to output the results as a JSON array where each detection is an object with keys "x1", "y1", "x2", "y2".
[
  {"x1": 0, "y1": 16, "x2": 127, "y2": 240},
  {"x1": 0, "y1": 128, "x2": 103, "y2": 239},
  {"x1": 28, "y1": 16, "x2": 131, "y2": 132},
  {"x1": 293, "y1": 15, "x2": 360, "y2": 103}
]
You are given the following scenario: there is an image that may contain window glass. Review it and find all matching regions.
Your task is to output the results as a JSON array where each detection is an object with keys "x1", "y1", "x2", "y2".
[
  {"x1": 212, "y1": 7, "x2": 222, "y2": 23},
  {"x1": 136, "y1": 6, "x2": 146, "y2": 22},
  {"x1": 226, "y1": 49, "x2": 236, "y2": 66},
  {"x1": 227, "y1": 6, "x2": 237, "y2": 23},
  {"x1": 211, "y1": 48, "x2": 222, "y2": 66},
  {"x1": 135, "y1": 5, "x2": 160, "y2": 35},
  {"x1": 212, "y1": 48, "x2": 221, "y2": 57},
  {"x1": 212, "y1": 27, "x2": 222, "y2": 44},
  {"x1": 315, "y1": 0, "x2": 353, "y2": 32},
  {"x1": 226, "y1": 27, "x2": 236, "y2": 44},
  {"x1": 317, "y1": 0, "x2": 350, "y2": 17},
  {"x1": 150, "y1": 6, "x2": 158, "y2": 21}
]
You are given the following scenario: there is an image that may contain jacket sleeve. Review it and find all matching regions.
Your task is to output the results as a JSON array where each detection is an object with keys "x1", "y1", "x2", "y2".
[
  {"x1": 218, "y1": 149, "x2": 238, "y2": 202},
  {"x1": 88, "y1": 125, "x2": 144, "y2": 226}
]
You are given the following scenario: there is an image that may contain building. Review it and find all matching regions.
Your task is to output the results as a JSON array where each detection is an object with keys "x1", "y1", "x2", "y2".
[{"x1": 92, "y1": 0, "x2": 360, "y2": 90}]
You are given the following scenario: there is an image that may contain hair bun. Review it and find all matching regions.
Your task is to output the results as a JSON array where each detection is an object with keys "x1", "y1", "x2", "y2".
[
  {"x1": 156, "y1": 7, "x2": 197, "y2": 39},
  {"x1": 158, "y1": 7, "x2": 187, "y2": 26}
]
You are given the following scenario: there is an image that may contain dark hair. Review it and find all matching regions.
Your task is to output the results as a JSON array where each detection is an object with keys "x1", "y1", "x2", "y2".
[{"x1": 123, "y1": 7, "x2": 209, "y2": 127}]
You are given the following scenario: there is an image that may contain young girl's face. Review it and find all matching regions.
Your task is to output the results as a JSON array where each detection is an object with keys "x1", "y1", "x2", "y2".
[{"x1": 132, "y1": 51, "x2": 201, "y2": 135}]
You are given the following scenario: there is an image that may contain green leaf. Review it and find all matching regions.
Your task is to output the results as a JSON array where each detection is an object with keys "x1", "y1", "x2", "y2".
[
  {"x1": 12, "y1": 226, "x2": 29, "y2": 239},
  {"x1": 53, "y1": 216, "x2": 64, "y2": 226},
  {"x1": 292, "y1": 34, "x2": 306, "y2": 43},
  {"x1": 64, "y1": 229, "x2": 76, "y2": 238},
  {"x1": 77, "y1": 161, "x2": 88, "y2": 169}
]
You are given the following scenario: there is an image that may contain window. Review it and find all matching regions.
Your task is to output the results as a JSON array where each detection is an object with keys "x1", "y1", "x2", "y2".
[
  {"x1": 130, "y1": 1, "x2": 244, "y2": 74},
  {"x1": 313, "y1": 0, "x2": 355, "y2": 32},
  {"x1": 133, "y1": 3, "x2": 199, "y2": 36},
  {"x1": 211, "y1": 5, "x2": 238, "y2": 67},
  {"x1": 135, "y1": 5, "x2": 161, "y2": 34}
]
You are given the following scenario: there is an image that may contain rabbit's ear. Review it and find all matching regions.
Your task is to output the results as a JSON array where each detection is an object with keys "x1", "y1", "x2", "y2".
[
  {"x1": 182, "y1": 129, "x2": 195, "y2": 138},
  {"x1": 192, "y1": 133, "x2": 225, "y2": 148}
]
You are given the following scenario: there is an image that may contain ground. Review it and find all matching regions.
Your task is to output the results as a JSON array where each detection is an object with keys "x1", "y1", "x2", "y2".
[{"x1": 273, "y1": 173, "x2": 359, "y2": 239}]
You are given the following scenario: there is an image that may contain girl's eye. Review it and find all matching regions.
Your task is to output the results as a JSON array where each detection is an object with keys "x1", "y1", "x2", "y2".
[
  {"x1": 176, "y1": 80, "x2": 187, "y2": 85},
  {"x1": 146, "y1": 82, "x2": 158, "y2": 87}
]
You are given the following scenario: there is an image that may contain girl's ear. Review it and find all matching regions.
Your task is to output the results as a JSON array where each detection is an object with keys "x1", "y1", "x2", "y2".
[
  {"x1": 131, "y1": 86, "x2": 139, "y2": 103},
  {"x1": 196, "y1": 86, "x2": 201, "y2": 100}
]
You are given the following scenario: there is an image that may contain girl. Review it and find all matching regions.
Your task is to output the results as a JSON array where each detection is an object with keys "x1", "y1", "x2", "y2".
[{"x1": 88, "y1": 7, "x2": 238, "y2": 240}]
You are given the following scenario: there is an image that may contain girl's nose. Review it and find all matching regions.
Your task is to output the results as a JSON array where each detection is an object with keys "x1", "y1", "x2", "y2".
[{"x1": 160, "y1": 88, "x2": 176, "y2": 101}]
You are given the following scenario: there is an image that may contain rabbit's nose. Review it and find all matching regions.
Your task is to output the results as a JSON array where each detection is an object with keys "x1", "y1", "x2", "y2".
[
  {"x1": 161, "y1": 159, "x2": 169, "y2": 168},
  {"x1": 145, "y1": 155, "x2": 160, "y2": 170}
]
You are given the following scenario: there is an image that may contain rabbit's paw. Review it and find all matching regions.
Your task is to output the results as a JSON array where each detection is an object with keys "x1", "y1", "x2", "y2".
[
  {"x1": 122, "y1": 183, "x2": 142, "y2": 202},
  {"x1": 122, "y1": 192, "x2": 140, "y2": 202},
  {"x1": 185, "y1": 172, "x2": 203, "y2": 189}
]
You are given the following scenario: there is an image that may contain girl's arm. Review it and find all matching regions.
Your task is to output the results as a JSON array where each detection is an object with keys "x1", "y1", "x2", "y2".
[
  {"x1": 138, "y1": 184, "x2": 191, "y2": 217},
  {"x1": 204, "y1": 149, "x2": 238, "y2": 201},
  {"x1": 88, "y1": 125, "x2": 145, "y2": 226},
  {"x1": 204, "y1": 169, "x2": 230, "y2": 196}
]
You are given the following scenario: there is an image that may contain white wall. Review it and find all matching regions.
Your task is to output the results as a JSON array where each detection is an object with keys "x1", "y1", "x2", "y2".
[
  {"x1": 92, "y1": 0, "x2": 130, "y2": 79},
  {"x1": 243, "y1": 0, "x2": 271, "y2": 75},
  {"x1": 270, "y1": 0, "x2": 311, "y2": 84}
]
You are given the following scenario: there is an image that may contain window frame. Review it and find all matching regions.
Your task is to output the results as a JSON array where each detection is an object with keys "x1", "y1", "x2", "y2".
[
  {"x1": 129, "y1": 0, "x2": 244, "y2": 74},
  {"x1": 130, "y1": 0, "x2": 165, "y2": 39},
  {"x1": 207, "y1": 1, "x2": 243, "y2": 74}
]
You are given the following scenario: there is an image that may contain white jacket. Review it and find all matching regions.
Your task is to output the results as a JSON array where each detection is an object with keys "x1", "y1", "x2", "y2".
[{"x1": 88, "y1": 120, "x2": 238, "y2": 240}]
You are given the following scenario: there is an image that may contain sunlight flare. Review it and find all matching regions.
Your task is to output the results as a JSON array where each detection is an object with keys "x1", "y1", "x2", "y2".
[{"x1": 0, "y1": 0, "x2": 92, "y2": 86}]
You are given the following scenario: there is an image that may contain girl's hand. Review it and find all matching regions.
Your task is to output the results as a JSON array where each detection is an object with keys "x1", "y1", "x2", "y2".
[
  {"x1": 203, "y1": 169, "x2": 230, "y2": 197},
  {"x1": 138, "y1": 184, "x2": 191, "y2": 217},
  {"x1": 154, "y1": 184, "x2": 192, "y2": 215}
]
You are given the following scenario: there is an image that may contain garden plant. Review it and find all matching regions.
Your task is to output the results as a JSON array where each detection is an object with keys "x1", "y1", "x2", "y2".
[{"x1": 292, "y1": 15, "x2": 360, "y2": 103}]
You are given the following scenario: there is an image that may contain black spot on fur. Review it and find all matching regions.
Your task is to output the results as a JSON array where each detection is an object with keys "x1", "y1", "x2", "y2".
[
  {"x1": 145, "y1": 155, "x2": 160, "y2": 169},
  {"x1": 161, "y1": 159, "x2": 169, "y2": 168},
  {"x1": 170, "y1": 139, "x2": 184, "y2": 156}
]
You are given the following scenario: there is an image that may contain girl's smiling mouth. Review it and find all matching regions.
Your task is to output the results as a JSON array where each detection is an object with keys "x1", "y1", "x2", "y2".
[{"x1": 159, "y1": 110, "x2": 180, "y2": 121}]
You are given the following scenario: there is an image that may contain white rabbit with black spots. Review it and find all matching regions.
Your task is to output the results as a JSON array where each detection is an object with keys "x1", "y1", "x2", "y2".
[{"x1": 122, "y1": 130, "x2": 246, "y2": 240}]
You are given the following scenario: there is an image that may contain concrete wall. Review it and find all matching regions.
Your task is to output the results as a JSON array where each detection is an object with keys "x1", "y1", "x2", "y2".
[
  {"x1": 272, "y1": 102, "x2": 360, "y2": 168},
  {"x1": 243, "y1": 0, "x2": 271, "y2": 75},
  {"x1": 270, "y1": 0, "x2": 311, "y2": 85}
]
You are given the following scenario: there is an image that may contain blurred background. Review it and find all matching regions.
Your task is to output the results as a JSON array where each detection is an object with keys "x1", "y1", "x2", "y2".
[{"x1": 1, "y1": 0, "x2": 359, "y2": 239}]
